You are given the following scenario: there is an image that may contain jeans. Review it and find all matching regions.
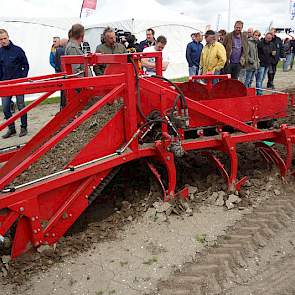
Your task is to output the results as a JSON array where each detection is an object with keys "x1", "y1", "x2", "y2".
[
  {"x1": 189, "y1": 65, "x2": 199, "y2": 76},
  {"x1": 60, "y1": 90, "x2": 66, "y2": 109},
  {"x1": 1, "y1": 95, "x2": 27, "y2": 130},
  {"x1": 244, "y1": 69, "x2": 258, "y2": 88},
  {"x1": 212, "y1": 70, "x2": 220, "y2": 85},
  {"x1": 225, "y1": 63, "x2": 241, "y2": 79},
  {"x1": 238, "y1": 68, "x2": 246, "y2": 83},
  {"x1": 290, "y1": 53, "x2": 295, "y2": 70},
  {"x1": 283, "y1": 53, "x2": 294, "y2": 71},
  {"x1": 256, "y1": 66, "x2": 269, "y2": 95}
]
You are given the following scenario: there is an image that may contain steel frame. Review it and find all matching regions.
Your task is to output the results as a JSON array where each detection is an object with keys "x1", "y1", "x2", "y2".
[{"x1": 0, "y1": 52, "x2": 294, "y2": 258}]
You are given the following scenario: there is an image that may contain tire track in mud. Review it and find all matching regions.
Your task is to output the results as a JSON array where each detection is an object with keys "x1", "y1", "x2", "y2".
[
  {"x1": 226, "y1": 255, "x2": 295, "y2": 295},
  {"x1": 156, "y1": 188, "x2": 295, "y2": 295}
]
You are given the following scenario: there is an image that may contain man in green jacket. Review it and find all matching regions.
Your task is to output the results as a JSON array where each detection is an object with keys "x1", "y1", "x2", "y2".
[
  {"x1": 65, "y1": 23, "x2": 92, "y2": 77},
  {"x1": 244, "y1": 30, "x2": 261, "y2": 88},
  {"x1": 93, "y1": 27, "x2": 128, "y2": 75}
]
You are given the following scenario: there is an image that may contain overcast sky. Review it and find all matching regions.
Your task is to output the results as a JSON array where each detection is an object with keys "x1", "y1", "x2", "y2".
[
  {"x1": 157, "y1": 0, "x2": 293, "y2": 32},
  {"x1": 16, "y1": 0, "x2": 295, "y2": 32}
]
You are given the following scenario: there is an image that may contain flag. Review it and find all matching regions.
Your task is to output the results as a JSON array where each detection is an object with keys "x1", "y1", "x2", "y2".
[
  {"x1": 80, "y1": 0, "x2": 97, "y2": 18},
  {"x1": 290, "y1": 0, "x2": 295, "y2": 20}
]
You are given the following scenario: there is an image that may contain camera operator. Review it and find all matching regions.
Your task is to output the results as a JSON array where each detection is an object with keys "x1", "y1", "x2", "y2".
[
  {"x1": 126, "y1": 34, "x2": 140, "y2": 53},
  {"x1": 93, "y1": 27, "x2": 127, "y2": 76}
]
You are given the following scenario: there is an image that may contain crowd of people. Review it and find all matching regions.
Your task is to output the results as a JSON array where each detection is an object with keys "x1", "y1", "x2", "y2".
[
  {"x1": 49, "y1": 25, "x2": 169, "y2": 77},
  {"x1": 186, "y1": 21, "x2": 295, "y2": 95},
  {"x1": 0, "y1": 21, "x2": 294, "y2": 139}
]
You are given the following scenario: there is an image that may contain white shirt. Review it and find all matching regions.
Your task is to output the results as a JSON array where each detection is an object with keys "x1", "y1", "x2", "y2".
[{"x1": 143, "y1": 46, "x2": 169, "y2": 76}]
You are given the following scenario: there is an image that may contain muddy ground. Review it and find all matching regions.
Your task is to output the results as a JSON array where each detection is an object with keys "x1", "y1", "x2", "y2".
[{"x1": 0, "y1": 69, "x2": 295, "y2": 295}]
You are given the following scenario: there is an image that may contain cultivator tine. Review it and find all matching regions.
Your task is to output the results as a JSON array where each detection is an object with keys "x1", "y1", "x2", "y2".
[
  {"x1": 256, "y1": 142, "x2": 288, "y2": 177},
  {"x1": 154, "y1": 141, "x2": 181, "y2": 201},
  {"x1": 201, "y1": 151, "x2": 248, "y2": 192},
  {"x1": 258, "y1": 147, "x2": 273, "y2": 165},
  {"x1": 201, "y1": 151, "x2": 230, "y2": 185},
  {"x1": 146, "y1": 161, "x2": 167, "y2": 201}
]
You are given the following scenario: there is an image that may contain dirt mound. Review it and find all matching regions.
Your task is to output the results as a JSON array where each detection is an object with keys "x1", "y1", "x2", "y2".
[{"x1": 12, "y1": 99, "x2": 122, "y2": 186}]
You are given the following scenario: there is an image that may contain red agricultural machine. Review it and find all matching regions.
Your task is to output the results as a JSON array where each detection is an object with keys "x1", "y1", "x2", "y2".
[{"x1": 0, "y1": 52, "x2": 294, "y2": 258}]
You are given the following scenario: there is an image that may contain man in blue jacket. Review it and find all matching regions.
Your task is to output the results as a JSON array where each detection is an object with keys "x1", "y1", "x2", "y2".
[
  {"x1": 186, "y1": 32, "x2": 203, "y2": 76},
  {"x1": 49, "y1": 36, "x2": 60, "y2": 72},
  {"x1": 0, "y1": 29, "x2": 29, "y2": 138}
]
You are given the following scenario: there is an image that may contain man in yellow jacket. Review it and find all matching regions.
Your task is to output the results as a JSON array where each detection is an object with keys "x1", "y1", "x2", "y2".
[{"x1": 200, "y1": 30, "x2": 227, "y2": 82}]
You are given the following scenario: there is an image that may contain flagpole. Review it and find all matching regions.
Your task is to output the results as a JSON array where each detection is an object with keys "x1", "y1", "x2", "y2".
[
  {"x1": 227, "y1": 0, "x2": 231, "y2": 31},
  {"x1": 80, "y1": 0, "x2": 85, "y2": 18}
]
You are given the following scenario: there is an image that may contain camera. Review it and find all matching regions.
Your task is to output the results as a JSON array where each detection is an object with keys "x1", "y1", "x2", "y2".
[
  {"x1": 114, "y1": 29, "x2": 132, "y2": 44},
  {"x1": 82, "y1": 41, "x2": 91, "y2": 54}
]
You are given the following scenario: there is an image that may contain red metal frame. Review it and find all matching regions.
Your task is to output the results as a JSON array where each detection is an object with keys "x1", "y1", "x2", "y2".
[{"x1": 0, "y1": 52, "x2": 295, "y2": 258}]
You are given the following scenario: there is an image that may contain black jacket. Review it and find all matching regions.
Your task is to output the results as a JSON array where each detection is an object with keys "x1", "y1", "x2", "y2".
[
  {"x1": 138, "y1": 39, "x2": 156, "y2": 52},
  {"x1": 0, "y1": 41, "x2": 29, "y2": 81},
  {"x1": 54, "y1": 46, "x2": 66, "y2": 73},
  {"x1": 257, "y1": 39, "x2": 276, "y2": 67},
  {"x1": 270, "y1": 35, "x2": 285, "y2": 64}
]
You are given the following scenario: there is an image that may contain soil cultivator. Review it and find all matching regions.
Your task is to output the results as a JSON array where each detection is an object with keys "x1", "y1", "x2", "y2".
[{"x1": 0, "y1": 52, "x2": 295, "y2": 258}]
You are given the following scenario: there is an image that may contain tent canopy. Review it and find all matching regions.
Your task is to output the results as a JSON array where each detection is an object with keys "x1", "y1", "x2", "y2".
[
  {"x1": 0, "y1": 0, "x2": 78, "y2": 78},
  {"x1": 84, "y1": 0, "x2": 202, "y2": 30},
  {"x1": 0, "y1": 0, "x2": 79, "y2": 102},
  {"x1": 0, "y1": 17, "x2": 78, "y2": 79},
  {"x1": 83, "y1": 0, "x2": 205, "y2": 78}
]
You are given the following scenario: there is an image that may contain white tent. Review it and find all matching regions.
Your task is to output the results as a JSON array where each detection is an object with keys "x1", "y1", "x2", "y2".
[
  {"x1": 83, "y1": 0, "x2": 205, "y2": 78},
  {"x1": 0, "y1": 1, "x2": 79, "y2": 78}
]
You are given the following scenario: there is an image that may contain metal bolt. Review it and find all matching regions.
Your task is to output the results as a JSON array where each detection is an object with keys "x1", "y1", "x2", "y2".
[
  {"x1": 52, "y1": 233, "x2": 56, "y2": 237},
  {"x1": 37, "y1": 228, "x2": 41, "y2": 232},
  {"x1": 230, "y1": 147, "x2": 235, "y2": 151},
  {"x1": 69, "y1": 213, "x2": 72, "y2": 217},
  {"x1": 85, "y1": 195, "x2": 88, "y2": 199},
  {"x1": 166, "y1": 156, "x2": 170, "y2": 161},
  {"x1": 123, "y1": 157, "x2": 126, "y2": 161},
  {"x1": 19, "y1": 207, "x2": 24, "y2": 212},
  {"x1": 288, "y1": 138, "x2": 291, "y2": 142},
  {"x1": 31, "y1": 217, "x2": 35, "y2": 221},
  {"x1": 33, "y1": 230, "x2": 37, "y2": 234}
]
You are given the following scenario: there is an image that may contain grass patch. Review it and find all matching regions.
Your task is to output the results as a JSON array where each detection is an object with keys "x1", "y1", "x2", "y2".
[
  {"x1": 0, "y1": 96, "x2": 60, "y2": 112},
  {"x1": 39, "y1": 96, "x2": 60, "y2": 105},
  {"x1": 195, "y1": 233, "x2": 207, "y2": 244},
  {"x1": 277, "y1": 60, "x2": 283, "y2": 69},
  {"x1": 171, "y1": 76, "x2": 189, "y2": 82},
  {"x1": 143, "y1": 257, "x2": 158, "y2": 265},
  {"x1": 119, "y1": 261, "x2": 128, "y2": 267}
]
